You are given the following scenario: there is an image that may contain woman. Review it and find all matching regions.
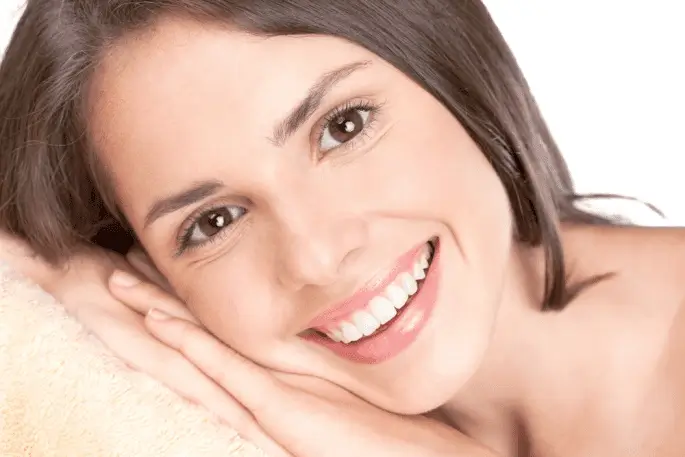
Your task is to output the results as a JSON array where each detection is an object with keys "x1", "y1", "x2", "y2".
[{"x1": 1, "y1": 0, "x2": 684, "y2": 456}]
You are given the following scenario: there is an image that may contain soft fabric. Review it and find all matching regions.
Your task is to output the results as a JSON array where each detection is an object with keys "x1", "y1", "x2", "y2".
[{"x1": 0, "y1": 263, "x2": 266, "y2": 457}]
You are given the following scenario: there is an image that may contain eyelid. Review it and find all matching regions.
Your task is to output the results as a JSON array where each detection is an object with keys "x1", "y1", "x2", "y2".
[
  {"x1": 311, "y1": 96, "x2": 374, "y2": 135},
  {"x1": 310, "y1": 97, "x2": 384, "y2": 158},
  {"x1": 174, "y1": 199, "x2": 248, "y2": 257}
]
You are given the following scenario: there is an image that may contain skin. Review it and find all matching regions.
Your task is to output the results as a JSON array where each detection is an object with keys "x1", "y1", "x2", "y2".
[{"x1": 84, "y1": 17, "x2": 685, "y2": 457}]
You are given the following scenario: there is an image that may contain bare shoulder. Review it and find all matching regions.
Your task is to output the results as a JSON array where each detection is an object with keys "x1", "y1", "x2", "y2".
[
  {"x1": 563, "y1": 224, "x2": 685, "y2": 291},
  {"x1": 565, "y1": 224, "x2": 685, "y2": 453},
  {"x1": 557, "y1": 225, "x2": 685, "y2": 454},
  {"x1": 563, "y1": 223, "x2": 685, "y2": 334}
]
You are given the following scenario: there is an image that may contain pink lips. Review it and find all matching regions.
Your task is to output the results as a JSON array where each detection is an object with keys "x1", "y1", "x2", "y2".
[
  {"x1": 302, "y1": 239, "x2": 441, "y2": 364},
  {"x1": 306, "y1": 242, "x2": 428, "y2": 332}
]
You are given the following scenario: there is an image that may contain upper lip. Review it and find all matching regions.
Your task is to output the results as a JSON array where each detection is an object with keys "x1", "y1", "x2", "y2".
[{"x1": 305, "y1": 241, "x2": 428, "y2": 330}]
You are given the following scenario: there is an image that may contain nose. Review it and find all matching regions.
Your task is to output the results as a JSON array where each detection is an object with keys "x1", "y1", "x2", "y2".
[{"x1": 275, "y1": 213, "x2": 368, "y2": 290}]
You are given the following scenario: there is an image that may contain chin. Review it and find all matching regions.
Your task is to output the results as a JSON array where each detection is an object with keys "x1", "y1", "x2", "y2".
[
  {"x1": 365, "y1": 331, "x2": 494, "y2": 415},
  {"x1": 342, "y1": 293, "x2": 500, "y2": 416}
]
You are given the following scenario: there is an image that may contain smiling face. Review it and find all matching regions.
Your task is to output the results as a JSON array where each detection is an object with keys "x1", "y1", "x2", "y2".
[{"x1": 88, "y1": 17, "x2": 516, "y2": 414}]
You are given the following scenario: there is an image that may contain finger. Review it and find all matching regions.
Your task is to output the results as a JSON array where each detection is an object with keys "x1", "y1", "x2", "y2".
[
  {"x1": 77, "y1": 305, "x2": 289, "y2": 456},
  {"x1": 146, "y1": 312, "x2": 416, "y2": 457},
  {"x1": 145, "y1": 310, "x2": 293, "y2": 420},
  {"x1": 126, "y1": 247, "x2": 171, "y2": 292},
  {"x1": 229, "y1": 421, "x2": 293, "y2": 457},
  {"x1": 109, "y1": 270, "x2": 200, "y2": 324},
  {"x1": 273, "y1": 372, "x2": 368, "y2": 408}
]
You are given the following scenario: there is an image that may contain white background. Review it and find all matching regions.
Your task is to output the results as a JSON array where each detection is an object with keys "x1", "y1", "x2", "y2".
[{"x1": 2, "y1": 1, "x2": 683, "y2": 223}]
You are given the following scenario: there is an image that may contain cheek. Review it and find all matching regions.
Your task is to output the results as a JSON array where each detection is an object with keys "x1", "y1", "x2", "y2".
[
  {"x1": 360, "y1": 100, "x2": 511, "y2": 230},
  {"x1": 374, "y1": 98, "x2": 513, "y2": 266},
  {"x1": 172, "y1": 257, "x2": 284, "y2": 356}
]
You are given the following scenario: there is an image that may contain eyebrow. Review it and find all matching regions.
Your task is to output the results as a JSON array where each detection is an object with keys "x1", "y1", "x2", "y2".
[
  {"x1": 269, "y1": 60, "x2": 371, "y2": 146},
  {"x1": 144, "y1": 180, "x2": 223, "y2": 228}
]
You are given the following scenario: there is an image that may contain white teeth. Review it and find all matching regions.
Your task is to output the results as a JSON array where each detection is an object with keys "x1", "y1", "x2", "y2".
[
  {"x1": 368, "y1": 296, "x2": 397, "y2": 324},
  {"x1": 327, "y1": 328, "x2": 343, "y2": 342},
  {"x1": 319, "y1": 240, "x2": 437, "y2": 344},
  {"x1": 352, "y1": 310, "x2": 381, "y2": 336},
  {"x1": 398, "y1": 272, "x2": 417, "y2": 295},
  {"x1": 412, "y1": 262, "x2": 426, "y2": 280},
  {"x1": 386, "y1": 284, "x2": 409, "y2": 309},
  {"x1": 340, "y1": 322, "x2": 363, "y2": 343}
]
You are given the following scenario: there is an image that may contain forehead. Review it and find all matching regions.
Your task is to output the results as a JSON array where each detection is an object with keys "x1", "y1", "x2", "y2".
[
  {"x1": 89, "y1": 18, "x2": 377, "y2": 129},
  {"x1": 86, "y1": 19, "x2": 385, "y2": 219}
]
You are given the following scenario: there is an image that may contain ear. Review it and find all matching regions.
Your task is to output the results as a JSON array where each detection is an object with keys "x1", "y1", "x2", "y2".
[{"x1": 125, "y1": 244, "x2": 173, "y2": 293}]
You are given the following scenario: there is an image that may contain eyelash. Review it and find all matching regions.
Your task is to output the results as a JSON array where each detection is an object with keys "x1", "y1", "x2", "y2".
[
  {"x1": 175, "y1": 98, "x2": 382, "y2": 256},
  {"x1": 174, "y1": 203, "x2": 242, "y2": 257},
  {"x1": 315, "y1": 99, "x2": 381, "y2": 157}
]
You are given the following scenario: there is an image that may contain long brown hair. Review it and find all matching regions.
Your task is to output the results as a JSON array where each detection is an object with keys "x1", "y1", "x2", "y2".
[{"x1": 0, "y1": 0, "x2": 613, "y2": 309}]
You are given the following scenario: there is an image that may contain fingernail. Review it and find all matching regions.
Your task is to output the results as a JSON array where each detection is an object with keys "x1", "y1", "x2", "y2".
[
  {"x1": 147, "y1": 308, "x2": 171, "y2": 321},
  {"x1": 110, "y1": 270, "x2": 140, "y2": 288}
]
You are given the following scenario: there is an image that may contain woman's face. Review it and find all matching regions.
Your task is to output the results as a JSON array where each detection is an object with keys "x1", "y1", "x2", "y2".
[{"x1": 89, "y1": 18, "x2": 514, "y2": 414}]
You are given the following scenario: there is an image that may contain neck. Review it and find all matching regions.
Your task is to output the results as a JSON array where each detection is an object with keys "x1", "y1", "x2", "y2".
[{"x1": 438, "y1": 244, "x2": 553, "y2": 457}]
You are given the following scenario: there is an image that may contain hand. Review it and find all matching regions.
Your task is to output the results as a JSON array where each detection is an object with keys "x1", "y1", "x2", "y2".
[
  {"x1": 0, "y1": 232, "x2": 179, "y2": 319},
  {"x1": 0, "y1": 236, "x2": 288, "y2": 456},
  {"x1": 110, "y1": 278, "x2": 497, "y2": 457}
]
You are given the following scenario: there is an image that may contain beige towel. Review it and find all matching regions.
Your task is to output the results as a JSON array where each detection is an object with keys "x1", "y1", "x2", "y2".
[{"x1": 0, "y1": 263, "x2": 266, "y2": 457}]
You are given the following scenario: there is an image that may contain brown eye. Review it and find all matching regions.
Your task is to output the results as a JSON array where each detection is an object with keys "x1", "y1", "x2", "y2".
[
  {"x1": 320, "y1": 108, "x2": 371, "y2": 152},
  {"x1": 185, "y1": 205, "x2": 246, "y2": 246}
]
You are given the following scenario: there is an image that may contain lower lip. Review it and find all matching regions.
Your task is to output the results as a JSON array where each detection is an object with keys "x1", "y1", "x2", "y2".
[{"x1": 302, "y1": 240, "x2": 441, "y2": 364}]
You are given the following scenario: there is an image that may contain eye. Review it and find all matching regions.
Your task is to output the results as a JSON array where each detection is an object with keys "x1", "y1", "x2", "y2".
[
  {"x1": 178, "y1": 205, "x2": 246, "y2": 252},
  {"x1": 319, "y1": 107, "x2": 372, "y2": 152}
]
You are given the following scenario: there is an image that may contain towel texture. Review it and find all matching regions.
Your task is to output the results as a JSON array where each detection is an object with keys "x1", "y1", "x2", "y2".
[{"x1": 0, "y1": 263, "x2": 266, "y2": 457}]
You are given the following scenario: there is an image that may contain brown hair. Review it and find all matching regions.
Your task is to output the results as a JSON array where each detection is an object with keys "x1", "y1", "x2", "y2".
[{"x1": 0, "y1": 0, "x2": 615, "y2": 309}]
